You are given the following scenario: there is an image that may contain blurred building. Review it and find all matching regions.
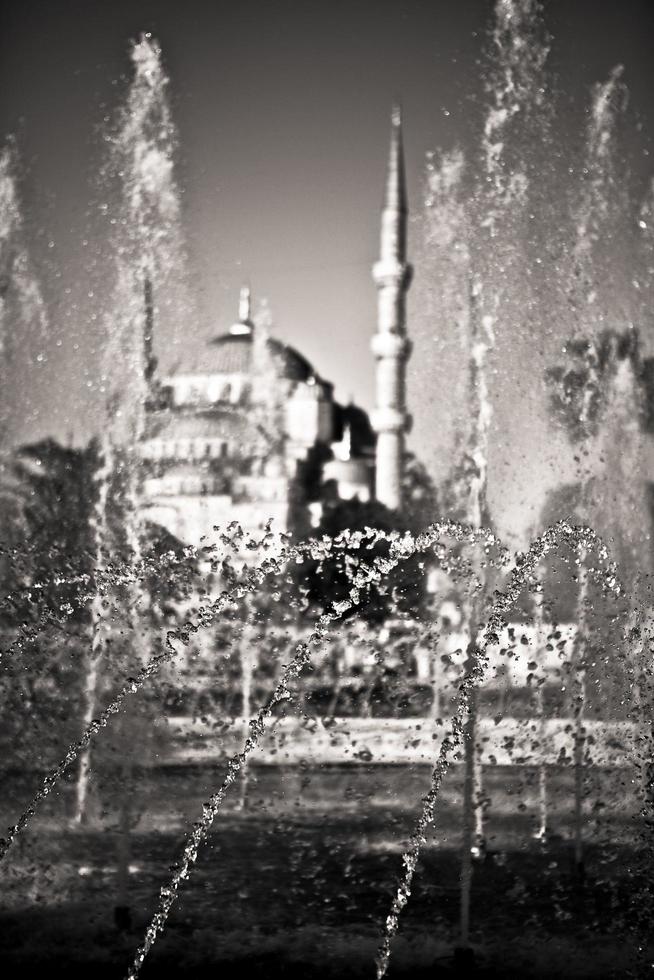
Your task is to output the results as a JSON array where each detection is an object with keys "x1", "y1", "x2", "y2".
[
  {"x1": 139, "y1": 286, "x2": 376, "y2": 547},
  {"x1": 139, "y1": 109, "x2": 411, "y2": 547}
]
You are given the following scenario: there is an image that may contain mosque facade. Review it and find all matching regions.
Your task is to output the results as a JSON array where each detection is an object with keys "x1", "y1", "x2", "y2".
[{"x1": 138, "y1": 110, "x2": 412, "y2": 548}]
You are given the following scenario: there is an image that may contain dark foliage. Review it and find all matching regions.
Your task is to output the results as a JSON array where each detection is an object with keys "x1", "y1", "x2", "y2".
[
  {"x1": 3, "y1": 437, "x2": 100, "y2": 623},
  {"x1": 545, "y1": 327, "x2": 641, "y2": 442},
  {"x1": 296, "y1": 453, "x2": 439, "y2": 624}
]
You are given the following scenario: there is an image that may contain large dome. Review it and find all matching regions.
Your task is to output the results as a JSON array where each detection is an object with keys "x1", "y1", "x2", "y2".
[
  {"x1": 174, "y1": 285, "x2": 317, "y2": 383},
  {"x1": 186, "y1": 332, "x2": 316, "y2": 382}
]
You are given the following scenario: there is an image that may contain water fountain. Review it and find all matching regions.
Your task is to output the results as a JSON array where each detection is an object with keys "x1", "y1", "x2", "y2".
[
  {"x1": 0, "y1": 139, "x2": 48, "y2": 406},
  {"x1": 1, "y1": 3, "x2": 654, "y2": 978}
]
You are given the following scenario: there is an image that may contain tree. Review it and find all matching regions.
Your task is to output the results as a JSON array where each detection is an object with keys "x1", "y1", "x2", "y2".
[
  {"x1": 296, "y1": 452, "x2": 439, "y2": 624},
  {"x1": 0, "y1": 435, "x2": 194, "y2": 768},
  {"x1": 5, "y1": 438, "x2": 99, "y2": 618}
]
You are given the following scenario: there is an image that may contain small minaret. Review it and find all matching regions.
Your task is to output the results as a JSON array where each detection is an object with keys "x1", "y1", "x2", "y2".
[
  {"x1": 143, "y1": 276, "x2": 157, "y2": 384},
  {"x1": 371, "y1": 105, "x2": 412, "y2": 511}
]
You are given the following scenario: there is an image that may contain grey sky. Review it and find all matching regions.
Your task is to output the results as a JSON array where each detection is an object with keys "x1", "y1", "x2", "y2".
[{"x1": 1, "y1": 0, "x2": 653, "y2": 541}]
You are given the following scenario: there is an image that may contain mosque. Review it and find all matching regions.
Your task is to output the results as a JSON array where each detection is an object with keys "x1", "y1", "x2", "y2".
[{"x1": 138, "y1": 109, "x2": 412, "y2": 548}]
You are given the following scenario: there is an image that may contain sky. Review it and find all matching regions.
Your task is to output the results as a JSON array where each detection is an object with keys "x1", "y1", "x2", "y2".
[{"x1": 1, "y1": 0, "x2": 654, "y2": 543}]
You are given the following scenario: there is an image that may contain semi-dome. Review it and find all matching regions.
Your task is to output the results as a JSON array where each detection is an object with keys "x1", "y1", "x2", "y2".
[
  {"x1": 335, "y1": 402, "x2": 376, "y2": 456},
  {"x1": 147, "y1": 409, "x2": 254, "y2": 443}
]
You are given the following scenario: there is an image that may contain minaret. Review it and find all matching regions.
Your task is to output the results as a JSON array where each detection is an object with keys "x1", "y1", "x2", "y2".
[
  {"x1": 371, "y1": 105, "x2": 412, "y2": 511},
  {"x1": 143, "y1": 276, "x2": 157, "y2": 384}
]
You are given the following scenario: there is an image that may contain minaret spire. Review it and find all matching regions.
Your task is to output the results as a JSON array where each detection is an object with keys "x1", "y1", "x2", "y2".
[
  {"x1": 371, "y1": 105, "x2": 413, "y2": 511},
  {"x1": 384, "y1": 104, "x2": 408, "y2": 231}
]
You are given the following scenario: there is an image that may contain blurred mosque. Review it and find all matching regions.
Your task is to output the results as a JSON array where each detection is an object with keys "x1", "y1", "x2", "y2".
[
  {"x1": 138, "y1": 109, "x2": 412, "y2": 548},
  {"x1": 2, "y1": 108, "x2": 639, "y2": 787}
]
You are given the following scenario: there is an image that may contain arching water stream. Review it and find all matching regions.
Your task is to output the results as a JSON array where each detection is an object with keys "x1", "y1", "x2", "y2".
[{"x1": 1, "y1": 4, "x2": 654, "y2": 979}]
